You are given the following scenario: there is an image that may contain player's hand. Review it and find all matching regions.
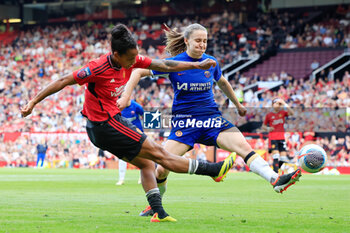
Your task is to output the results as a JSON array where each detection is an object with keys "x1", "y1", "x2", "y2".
[
  {"x1": 21, "y1": 100, "x2": 35, "y2": 117},
  {"x1": 237, "y1": 104, "x2": 247, "y2": 117},
  {"x1": 196, "y1": 58, "x2": 216, "y2": 70},
  {"x1": 275, "y1": 98, "x2": 286, "y2": 106},
  {"x1": 117, "y1": 96, "x2": 130, "y2": 111},
  {"x1": 268, "y1": 126, "x2": 275, "y2": 132}
]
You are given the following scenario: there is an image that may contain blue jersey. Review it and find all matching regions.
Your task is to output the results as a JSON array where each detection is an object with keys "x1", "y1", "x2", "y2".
[
  {"x1": 121, "y1": 100, "x2": 144, "y2": 131},
  {"x1": 37, "y1": 144, "x2": 48, "y2": 154},
  {"x1": 152, "y1": 52, "x2": 222, "y2": 116}
]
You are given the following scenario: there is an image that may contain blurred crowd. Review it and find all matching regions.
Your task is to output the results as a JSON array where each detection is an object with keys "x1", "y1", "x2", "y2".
[
  {"x1": 0, "y1": 9, "x2": 349, "y2": 168},
  {"x1": 281, "y1": 6, "x2": 350, "y2": 49}
]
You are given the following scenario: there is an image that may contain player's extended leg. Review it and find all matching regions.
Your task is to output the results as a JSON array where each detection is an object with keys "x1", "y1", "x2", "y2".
[
  {"x1": 216, "y1": 127, "x2": 301, "y2": 193},
  {"x1": 137, "y1": 138, "x2": 235, "y2": 218},
  {"x1": 127, "y1": 156, "x2": 176, "y2": 222},
  {"x1": 137, "y1": 138, "x2": 234, "y2": 177},
  {"x1": 116, "y1": 159, "x2": 127, "y2": 185},
  {"x1": 139, "y1": 140, "x2": 190, "y2": 217},
  {"x1": 156, "y1": 140, "x2": 190, "y2": 194}
]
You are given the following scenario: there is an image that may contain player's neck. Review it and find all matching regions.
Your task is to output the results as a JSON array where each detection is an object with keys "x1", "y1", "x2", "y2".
[
  {"x1": 110, "y1": 55, "x2": 122, "y2": 69},
  {"x1": 186, "y1": 50, "x2": 202, "y2": 59}
]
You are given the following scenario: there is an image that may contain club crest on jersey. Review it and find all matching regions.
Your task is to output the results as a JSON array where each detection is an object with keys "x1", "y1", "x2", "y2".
[
  {"x1": 77, "y1": 67, "x2": 92, "y2": 79},
  {"x1": 175, "y1": 130, "x2": 183, "y2": 137},
  {"x1": 204, "y1": 71, "x2": 211, "y2": 78}
]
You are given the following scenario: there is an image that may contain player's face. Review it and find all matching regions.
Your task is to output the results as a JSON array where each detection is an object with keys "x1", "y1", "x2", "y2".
[
  {"x1": 115, "y1": 48, "x2": 138, "y2": 69},
  {"x1": 185, "y1": 30, "x2": 207, "y2": 57},
  {"x1": 273, "y1": 101, "x2": 283, "y2": 111}
]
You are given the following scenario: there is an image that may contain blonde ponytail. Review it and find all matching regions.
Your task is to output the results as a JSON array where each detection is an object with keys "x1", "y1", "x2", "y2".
[{"x1": 164, "y1": 23, "x2": 207, "y2": 56}]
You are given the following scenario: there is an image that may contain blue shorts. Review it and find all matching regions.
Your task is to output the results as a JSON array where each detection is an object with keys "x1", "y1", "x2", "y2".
[{"x1": 168, "y1": 114, "x2": 234, "y2": 147}]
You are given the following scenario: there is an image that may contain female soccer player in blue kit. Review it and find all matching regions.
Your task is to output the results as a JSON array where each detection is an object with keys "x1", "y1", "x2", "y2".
[{"x1": 118, "y1": 23, "x2": 301, "y2": 216}]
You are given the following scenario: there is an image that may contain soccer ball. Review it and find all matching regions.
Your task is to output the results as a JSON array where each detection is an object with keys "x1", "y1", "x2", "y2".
[{"x1": 298, "y1": 144, "x2": 327, "y2": 173}]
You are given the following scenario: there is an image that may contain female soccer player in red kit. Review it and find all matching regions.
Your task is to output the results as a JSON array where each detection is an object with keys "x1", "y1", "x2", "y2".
[{"x1": 21, "y1": 24, "x2": 235, "y2": 222}]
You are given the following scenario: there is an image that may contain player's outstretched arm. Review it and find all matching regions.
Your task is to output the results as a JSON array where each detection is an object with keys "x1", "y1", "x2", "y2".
[
  {"x1": 117, "y1": 69, "x2": 150, "y2": 110},
  {"x1": 21, "y1": 73, "x2": 77, "y2": 117},
  {"x1": 216, "y1": 75, "x2": 247, "y2": 117},
  {"x1": 261, "y1": 123, "x2": 273, "y2": 132},
  {"x1": 281, "y1": 99, "x2": 294, "y2": 116},
  {"x1": 148, "y1": 58, "x2": 216, "y2": 72}
]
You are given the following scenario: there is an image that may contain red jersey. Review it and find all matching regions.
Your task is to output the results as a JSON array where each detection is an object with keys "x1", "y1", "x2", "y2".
[
  {"x1": 264, "y1": 110, "x2": 288, "y2": 140},
  {"x1": 73, "y1": 53, "x2": 152, "y2": 122}
]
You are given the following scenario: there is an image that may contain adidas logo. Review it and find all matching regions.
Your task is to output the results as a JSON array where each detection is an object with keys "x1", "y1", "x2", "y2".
[{"x1": 110, "y1": 79, "x2": 115, "y2": 83}]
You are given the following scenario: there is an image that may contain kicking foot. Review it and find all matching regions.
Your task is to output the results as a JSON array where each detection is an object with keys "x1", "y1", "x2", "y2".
[{"x1": 272, "y1": 168, "x2": 301, "y2": 193}]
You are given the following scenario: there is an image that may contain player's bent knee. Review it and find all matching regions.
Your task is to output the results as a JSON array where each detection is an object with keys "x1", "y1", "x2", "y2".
[{"x1": 156, "y1": 165, "x2": 170, "y2": 179}]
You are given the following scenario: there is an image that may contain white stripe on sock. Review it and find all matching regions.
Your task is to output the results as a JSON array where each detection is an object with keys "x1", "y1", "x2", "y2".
[{"x1": 146, "y1": 187, "x2": 160, "y2": 197}]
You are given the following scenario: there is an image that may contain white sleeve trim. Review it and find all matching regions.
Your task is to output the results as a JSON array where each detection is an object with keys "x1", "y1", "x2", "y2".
[{"x1": 150, "y1": 70, "x2": 170, "y2": 79}]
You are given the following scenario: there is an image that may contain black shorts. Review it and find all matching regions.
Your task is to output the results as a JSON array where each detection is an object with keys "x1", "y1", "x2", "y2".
[
  {"x1": 269, "y1": 140, "x2": 287, "y2": 152},
  {"x1": 86, "y1": 114, "x2": 147, "y2": 161}
]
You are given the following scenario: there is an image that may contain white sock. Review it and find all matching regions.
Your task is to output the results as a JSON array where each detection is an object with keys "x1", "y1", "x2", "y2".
[
  {"x1": 118, "y1": 159, "x2": 127, "y2": 181},
  {"x1": 187, "y1": 159, "x2": 199, "y2": 174},
  {"x1": 249, "y1": 156, "x2": 278, "y2": 183},
  {"x1": 272, "y1": 153, "x2": 280, "y2": 159}
]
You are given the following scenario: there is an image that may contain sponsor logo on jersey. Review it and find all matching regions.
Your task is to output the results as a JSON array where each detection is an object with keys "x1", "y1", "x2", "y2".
[
  {"x1": 177, "y1": 82, "x2": 188, "y2": 90},
  {"x1": 111, "y1": 85, "x2": 125, "y2": 97},
  {"x1": 110, "y1": 78, "x2": 115, "y2": 83},
  {"x1": 176, "y1": 81, "x2": 211, "y2": 91},
  {"x1": 77, "y1": 67, "x2": 92, "y2": 79},
  {"x1": 272, "y1": 119, "x2": 284, "y2": 125}
]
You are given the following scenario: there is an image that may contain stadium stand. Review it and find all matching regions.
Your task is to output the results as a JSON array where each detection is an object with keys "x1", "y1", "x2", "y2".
[{"x1": 0, "y1": 4, "x2": 349, "y2": 169}]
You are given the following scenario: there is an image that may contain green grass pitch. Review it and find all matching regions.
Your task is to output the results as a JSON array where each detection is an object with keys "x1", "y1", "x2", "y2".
[{"x1": 0, "y1": 168, "x2": 349, "y2": 233}]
